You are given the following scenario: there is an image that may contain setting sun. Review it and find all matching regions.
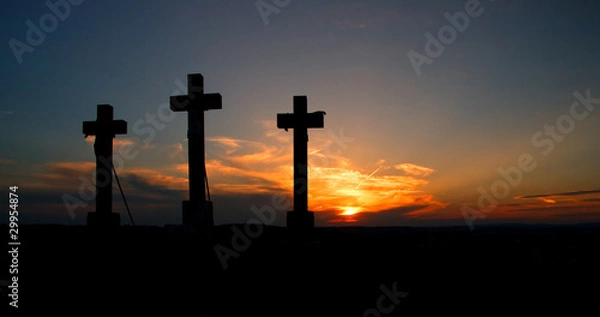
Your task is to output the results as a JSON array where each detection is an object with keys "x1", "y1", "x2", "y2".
[{"x1": 340, "y1": 206, "x2": 363, "y2": 216}]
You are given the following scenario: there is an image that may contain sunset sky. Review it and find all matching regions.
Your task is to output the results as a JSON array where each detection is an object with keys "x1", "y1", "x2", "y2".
[{"x1": 1, "y1": 0, "x2": 599, "y2": 228}]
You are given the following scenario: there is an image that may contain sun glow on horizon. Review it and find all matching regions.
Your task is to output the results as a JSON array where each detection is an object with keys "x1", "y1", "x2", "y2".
[{"x1": 340, "y1": 206, "x2": 364, "y2": 216}]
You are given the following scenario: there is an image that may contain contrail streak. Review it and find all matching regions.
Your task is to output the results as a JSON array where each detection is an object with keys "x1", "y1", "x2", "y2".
[{"x1": 355, "y1": 166, "x2": 382, "y2": 189}]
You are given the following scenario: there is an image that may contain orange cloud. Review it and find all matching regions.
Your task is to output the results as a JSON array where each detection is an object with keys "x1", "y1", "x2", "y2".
[
  {"x1": 538, "y1": 198, "x2": 556, "y2": 204},
  {"x1": 85, "y1": 136, "x2": 135, "y2": 146},
  {"x1": 208, "y1": 137, "x2": 289, "y2": 166},
  {"x1": 164, "y1": 142, "x2": 185, "y2": 161},
  {"x1": 458, "y1": 189, "x2": 600, "y2": 225},
  {"x1": 123, "y1": 167, "x2": 188, "y2": 192},
  {"x1": 515, "y1": 189, "x2": 600, "y2": 203},
  {"x1": 496, "y1": 201, "x2": 600, "y2": 223},
  {"x1": 204, "y1": 131, "x2": 447, "y2": 223},
  {"x1": 36, "y1": 161, "x2": 96, "y2": 189},
  {"x1": 394, "y1": 163, "x2": 435, "y2": 177},
  {"x1": 208, "y1": 137, "x2": 244, "y2": 154},
  {"x1": 84, "y1": 136, "x2": 146, "y2": 154}
]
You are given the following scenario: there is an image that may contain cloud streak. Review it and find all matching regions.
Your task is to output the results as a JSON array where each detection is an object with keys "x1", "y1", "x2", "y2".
[
  {"x1": 473, "y1": 189, "x2": 600, "y2": 224},
  {"x1": 394, "y1": 163, "x2": 435, "y2": 177},
  {"x1": 516, "y1": 189, "x2": 600, "y2": 200},
  {"x1": 515, "y1": 189, "x2": 600, "y2": 206}
]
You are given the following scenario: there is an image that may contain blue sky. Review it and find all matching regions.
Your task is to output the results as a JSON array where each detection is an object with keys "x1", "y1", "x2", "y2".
[{"x1": 1, "y1": 0, "x2": 599, "y2": 227}]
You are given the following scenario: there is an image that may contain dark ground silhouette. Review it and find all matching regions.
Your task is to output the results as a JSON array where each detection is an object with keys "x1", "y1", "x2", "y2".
[{"x1": 2, "y1": 223, "x2": 599, "y2": 315}]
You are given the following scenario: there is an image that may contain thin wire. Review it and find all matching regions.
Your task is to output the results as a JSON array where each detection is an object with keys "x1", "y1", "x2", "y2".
[
  {"x1": 204, "y1": 164, "x2": 211, "y2": 202},
  {"x1": 112, "y1": 162, "x2": 135, "y2": 226}
]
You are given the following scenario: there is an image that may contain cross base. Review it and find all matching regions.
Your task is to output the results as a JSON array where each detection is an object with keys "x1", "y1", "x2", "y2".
[
  {"x1": 182, "y1": 200, "x2": 214, "y2": 236},
  {"x1": 87, "y1": 212, "x2": 120, "y2": 229},
  {"x1": 286, "y1": 211, "x2": 315, "y2": 232}
]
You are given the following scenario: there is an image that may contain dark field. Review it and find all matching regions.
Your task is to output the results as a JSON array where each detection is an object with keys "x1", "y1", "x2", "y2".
[{"x1": 2, "y1": 224, "x2": 599, "y2": 315}]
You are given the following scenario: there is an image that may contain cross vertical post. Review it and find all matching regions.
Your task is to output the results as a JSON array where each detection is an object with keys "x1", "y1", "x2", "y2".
[
  {"x1": 82, "y1": 104, "x2": 127, "y2": 229},
  {"x1": 277, "y1": 96, "x2": 326, "y2": 232},
  {"x1": 170, "y1": 73, "x2": 222, "y2": 235},
  {"x1": 293, "y1": 98, "x2": 308, "y2": 216}
]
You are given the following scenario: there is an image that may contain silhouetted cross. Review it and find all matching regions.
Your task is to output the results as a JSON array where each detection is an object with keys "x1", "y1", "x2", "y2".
[
  {"x1": 170, "y1": 74, "x2": 222, "y2": 233},
  {"x1": 82, "y1": 104, "x2": 127, "y2": 228},
  {"x1": 277, "y1": 96, "x2": 325, "y2": 231}
]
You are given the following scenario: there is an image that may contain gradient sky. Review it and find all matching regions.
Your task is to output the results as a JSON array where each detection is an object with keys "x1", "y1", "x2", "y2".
[{"x1": 1, "y1": 0, "x2": 599, "y2": 228}]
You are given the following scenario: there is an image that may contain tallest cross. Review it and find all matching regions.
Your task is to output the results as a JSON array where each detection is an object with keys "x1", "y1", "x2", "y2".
[{"x1": 170, "y1": 73, "x2": 222, "y2": 234}]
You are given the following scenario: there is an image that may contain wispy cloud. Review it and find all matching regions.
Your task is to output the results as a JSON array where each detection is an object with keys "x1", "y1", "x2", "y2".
[
  {"x1": 163, "y1": 142, "x2": 185, "y2": 161},
  {"x1": 515, "y1": 189, "x2": 600, "y2": 205},
  {"x1": 394, "y1": 163, "x2": 435, "y2": 177},
  {"x1": 208, "y1": 137, "x2": 289, "y2": 166},
  {"x1": 475, "y1": 190, "x2": 600, "y2": 223},
  {"x1": 37, "y1": 162, "x2": 96, "y2": 186},
  {"x1": 516, "y1": 189, "x2": 600, "y2": 200},
  {"x1": 123, "y1": 167, "x2": 188, "y2": 192}
]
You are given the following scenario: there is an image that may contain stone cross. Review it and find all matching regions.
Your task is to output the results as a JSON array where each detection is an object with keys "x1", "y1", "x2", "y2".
[
  {"x1": 82, "y1": 104, "x2": 127, "y2": 229},
  {"x1": 170, "y1": 73, "x2": 222, "y2": 234},
  {"x1": 277, "y1": 96, "x2": 325, "y2": 231}
]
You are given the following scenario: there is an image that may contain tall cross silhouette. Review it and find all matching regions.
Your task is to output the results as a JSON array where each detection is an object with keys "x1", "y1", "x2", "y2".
[
  {"x1": 171, "y1": 73, "x2": 222, "y2": 234},
  {"x1": 82, "y1": 104, "x2": 127, "y2": 229},
  {"x1": 277, "y1": 96, "x2": 325, "y2": 231}
]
